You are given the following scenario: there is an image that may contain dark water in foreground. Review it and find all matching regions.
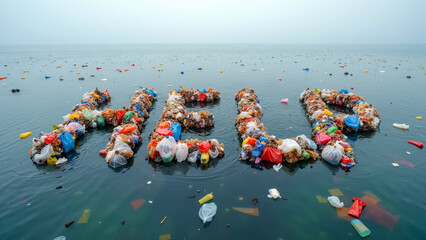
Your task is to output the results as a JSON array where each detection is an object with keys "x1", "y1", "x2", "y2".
[{"x1": 0, "y1": 44, "x2": 425, "y2": 240}]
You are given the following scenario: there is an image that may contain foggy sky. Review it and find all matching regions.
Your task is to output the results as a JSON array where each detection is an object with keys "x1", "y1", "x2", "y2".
[{"x1": 0, "y1": 0, "x2": 425, "y2": 44}]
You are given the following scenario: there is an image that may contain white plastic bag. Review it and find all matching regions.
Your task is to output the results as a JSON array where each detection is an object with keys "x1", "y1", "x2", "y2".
[
  {"x1": 267, "y1": 188, "x2": 281, "y2": 199},
  {"x1": 156, "y1": 137, "x2": 177, "y2": 163},
  {"x1": 278, "y1": 139, "x2": 301, "y2": 154},
  {"x1": 321, "y1": 143, "x2": 344, "y2": 165},
  {"x1": 327, "y1": 196, "x2": 344, "y2": 208},
  {"x1": 33, "y1": 144, "x2": 53, "y2": 164},
  {"x1": 296, "y1": 134, "x2": 317, "y2": 149},
  {"x1": 175, "y1": 142, "x2": 189, "y2": 162},
  {"x1": 109, "y1": 154, "x2": 127, "y2": 168},
  {"x1": 199, "y1": 203, "x2": 217, "y2": 224}
]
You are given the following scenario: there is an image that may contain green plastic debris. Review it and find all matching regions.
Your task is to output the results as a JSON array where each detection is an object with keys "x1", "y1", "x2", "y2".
[
  {"x1": 52, "y1": 124, "x2": 61, "y2": 131},
  {"x1": 82, "y1": 108, "x2": 93, "y2": 121},
  {"x1": 96, "y1": 116, "x2": 105, "y2": 127},
  {"x1": 123, "y1": 111, "x2": 135, "y2": 121},
  {"x1": 327, "y1": 126, "x2": 337, "y2": 134},
  {"x1": 302, "y1": 150, "x2": 310, "y2": 159}
]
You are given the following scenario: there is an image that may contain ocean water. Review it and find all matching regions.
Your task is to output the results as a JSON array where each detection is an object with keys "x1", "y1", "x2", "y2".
[{"x1": 0, "y1": 44, "x2": 425, "y2": 240}]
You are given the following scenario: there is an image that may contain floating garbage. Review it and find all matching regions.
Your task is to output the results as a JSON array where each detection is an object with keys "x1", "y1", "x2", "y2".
[
  {"x1": 281, "y1": 98, "x2": 288, "y2": 104},
  {"x1": 302, "y1": 68, "x2": 309, "y2": 71},
  {"x1": 235, "y1": 89, "x2": 319, "y2": 165},
  {"x1": 131, "y1": 199, "x2": 146, "y2": 210},
  {"x1": 267, "y1": 188, "x2": 281, "y2": 199},
  {"x1": 56, "y1": 157, "x2": 68, "y2": 166},
  {"x1": 104, "y1": 88, "x2": 157, "y2": 168},
  {"x1": 147, "y1": 88, "x2": 224, "y2": 163},
  {"x1": 416, "y1": 116, "x2": 422, "y2": 120},
  {"x1": 0, "y1": 77, "x2": 7, "y2": 80},
  {"x1": 29, "y1": 88, "x2": 111, "y2": 165},
  {"x1": 45, "y1": 76, "x2": 51, "y2": 79},
  {"x1": 273, "y1": 163, "x2": 282, "y2": 172},
  {"x1": 199, "y1": 202, "x2": 217, "y2": 223},
  {"x1": 53, "y1": 236, "x2": 66, "y2": 240},
  {"x1": 351, "y1": 219, "x2": 371, "y2": 238},
  {"x1": 299, "y1": 88, "x2": 380, "y2": 166},
  {"x1": 199, "y1": 192, "x2": 213, "y2": 204},
  {"x1": 232, "y1": 207, "x2": 259, "y2": 216},
  {"x1": 20, "y1": 132, "x2": 32, "y2": 139},
  {"x1": 77, "y1": 209, "x2": 90, "y2": 223},
  {"x1": 65, "y1": 220, "x2": 74, "y2": 228},
  {"x1": 348, "y1": 197, "x2": 366, "y2": 218},
  {"x1": 393, "y1": 123, "x2": 409, "y2": 130},
  {"x1": 407, "y1": 140, "x2": 424, "y2": 149},
  {"x1": 327, "y1": 196, "x2": 344, "y2": 208}
]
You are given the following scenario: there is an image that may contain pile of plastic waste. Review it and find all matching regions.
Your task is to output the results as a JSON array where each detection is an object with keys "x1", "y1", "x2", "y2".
[
  {"x1": 235, "y1": 88, "x2": 319, "y2": 165},
  {"x1": 299, "y1": 88, "x2": 373, "y2": 167},
  {"x1": 147, "y1": 88, "x2": 224, "y2": 164},
  {"x1": 319, "y1": 89, "x2": 380, "y2": 132},
  {"x1": 30, "y1": 88, "x2": 111, "y2": 165},
  {"x1": 178, "y1": 87, "x2": 220, "y2": 103},
  {"x1": 102, "y1": 88, "x2": 157, "y2": 168}
]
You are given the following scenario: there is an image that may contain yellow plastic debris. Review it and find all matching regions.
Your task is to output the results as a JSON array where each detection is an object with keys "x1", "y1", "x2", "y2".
[
  {"x1": 69, "y1": 112, "x2": 80, "y2": 120},
  {"x1": 78, "y1": 209, "x2": 91, "y2": 223},
  {"x1": 220, "y1": 70, "x2": 223, "y2": 73},
  {"x1": 76, "y1": 72, "x2": 80, "y2": 75},
  {"x1": 159, "y1": 234, "x2": 171, "y2": 240},
  {"x1": 323, "y1": 109, "x2": 333, "y2": 116},
  {"x1": 416, "y1": 116, "x2": 422, "y2": 120},
  {"x1": 316, "y1": 195, "x2": 328, "y2": 203},
  {"x1": 47, "y1": 157, "x2": 57, "y2": 165},
  {"x1": 328, "y1": 188, "x2": 343, "y2": 196},
  {"x1": 363, "y1": 70, "x2": 368, "y2": 73},
  {"x1": 20, "y1": 132, "x2": 32, "y2": 139}
]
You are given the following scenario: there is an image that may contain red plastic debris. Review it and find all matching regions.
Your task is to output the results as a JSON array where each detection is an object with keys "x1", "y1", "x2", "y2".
[
  {"x1": 156, "y1": 128, "x2": 173, "y2": 136},
  {"x1": 315, "y1": 132, "x2": 332, "y2": 145},
  {"x1": 200, "y1": 92, "x2": 206, "y2": 102},
  {"x1": 260, "y1": 147, "x2": 282, "y2": 164},
  {"x1": 408, "y1": 140, "x2": 424, "y2": 149},
  {"x1": 131, "y1": 199, "x2": 146, "y2": 210},
  {"x1": 116, "y1": 110, "x2": 126, "y2": 123},
  {"x1": 44, "y1": 134, "x2": 57, "y2": 144},
  {"x1": 198, "y1": 141, "x2": 211, "y2": 152},
  {"x1": 348, "y1": 197, "x2": 366, "y2": 218}
]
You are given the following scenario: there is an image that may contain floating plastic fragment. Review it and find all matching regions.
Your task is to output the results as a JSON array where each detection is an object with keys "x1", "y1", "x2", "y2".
[
  {"x1": 408, "y1": 140, "x2": 424, "y2": 149},
  {"x1": 393, "y1": 123, "x2": 409, "y2": 130},
  {"x1": 273, "y1": 163, "x2": 282, "y2": 172},
  {"x1": 131, "y1": 199, "x2": 146, "y2": 210},
  {"x1": 199, "y1": 193, "x2": 213, "y2": 204},
  {"x1": 77, "y1": 209, "x2": 90, "y2": 223},
  {"x1": 232, "y1": 207, "x2": 259, "y2": 216},
  {"x1": 328, "y1": 188, "x2": 343, "y2": 196},
  {"x1": 281, "y1": 98, "x2": 288, "y2": 104},
  {"x1": 267, "y1": 188, "x2": 281, "y2": 199},
  {"x1": 20, "y1": 132, "x2": 32, "y2": 139},
  {"x1": 327, "y1": 196, "x2": 344, "y2": 208},
  {"x1": 351, "y1": 219, "x2": 371, "y2": 238}
]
